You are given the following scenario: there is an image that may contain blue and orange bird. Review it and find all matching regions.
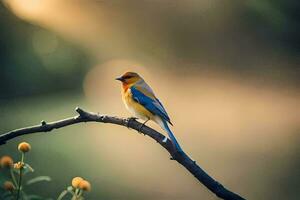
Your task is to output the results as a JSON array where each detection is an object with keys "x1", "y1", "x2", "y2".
[{"x1": 116, "y1": 72, "x2": 182, "y2": 151}]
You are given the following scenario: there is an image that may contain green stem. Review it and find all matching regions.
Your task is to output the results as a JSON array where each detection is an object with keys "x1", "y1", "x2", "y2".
[
  {"x1": 10, "y1": 168, "x2": 18, "y2": 188},
  {"x1": 16, "y1": 153, "x2": 25, "y2": 200},
  {"x1": 10, "y1": 168, "x2": 18, "y2": 200},
  {"x1": 72, "y1": 189, "x2": 79, "y2": 200},
  {"x1": 16, "y1": 168, "x2": 23, "y2": 200},
  {"x1": 21, "y1": 152, "x2": 24, "y2": 164},
  {"x1": 77, "y1": 190, "x2": 83, "y2": 198}
]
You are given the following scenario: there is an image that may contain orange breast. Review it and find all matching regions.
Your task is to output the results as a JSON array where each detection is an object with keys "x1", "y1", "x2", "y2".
[{"x1": 122, "y1": 83, "x2": 129, "y2": 92}]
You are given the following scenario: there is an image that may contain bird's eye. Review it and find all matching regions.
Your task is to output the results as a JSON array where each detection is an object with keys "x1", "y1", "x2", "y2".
[{"x1": 122, "y1": 75, "x2": 133, "y2": 79}]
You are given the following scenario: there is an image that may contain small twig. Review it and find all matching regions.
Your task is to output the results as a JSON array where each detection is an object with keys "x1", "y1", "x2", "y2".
[
  {"x1": 16, "y1": 153, "x2": 24, "y2": 200},
  {"x1": 0, "y1": 107, "x2": 246, "y2": 200}
]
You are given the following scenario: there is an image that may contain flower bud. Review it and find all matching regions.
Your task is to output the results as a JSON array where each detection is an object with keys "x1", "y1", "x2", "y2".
[
  {"x1": 3, "y1": 181, "x2": 15, "y2": 191},
  {"x1": 79, "y1": 180, "x2": 91, "y2": 192},
  {"x1": 0, "y1": 156, "x2": 13, "y2": 168},
  {"x1": 71, "y1": 177, "x2": 83, "y2": 188},
  {"x1": 18, "y1": 142, "x2": 31, "y2": 153}
]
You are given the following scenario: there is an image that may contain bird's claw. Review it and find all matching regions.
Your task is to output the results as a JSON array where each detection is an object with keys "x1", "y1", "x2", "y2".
[
  {"x1": 126, "y1": 117, "x2": 137, "y2": 128},
  {"x1": 138, "y1": 123, "x2": 144, "y2": 133},
  {"x1": 138, "y1": 119, "x2": 149, "y2": 133}
]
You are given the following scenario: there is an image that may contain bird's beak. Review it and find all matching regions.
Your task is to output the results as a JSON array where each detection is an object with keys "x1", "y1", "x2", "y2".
[{"x1": 115, "y1": 77, "x2": 124, "y2": 82}]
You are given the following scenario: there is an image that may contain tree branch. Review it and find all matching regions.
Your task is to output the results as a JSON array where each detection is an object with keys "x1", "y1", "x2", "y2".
[{"x1": 0, "y1": 107, "x2": 246, "y2": 200}]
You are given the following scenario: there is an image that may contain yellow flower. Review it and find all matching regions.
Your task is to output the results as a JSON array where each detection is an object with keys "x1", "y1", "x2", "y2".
[
  {"x1": 71, "y1": 177, "x2": 83, "y2": 188},
  {"x1": 3, "y1": 181, "x2": 15, "y2": 191},
  {"x1": 79, "y1": 180, "x2": 91, "y2": 192},
  {"x1": 14, "y1": 162, "x2": 24, "y2": 169},
  {"x1": 18, "y1": 142, "x2": 31, "y2": 153},
  {"x1": 0, "y1": 156, "x2": 13, "y2": 168}
]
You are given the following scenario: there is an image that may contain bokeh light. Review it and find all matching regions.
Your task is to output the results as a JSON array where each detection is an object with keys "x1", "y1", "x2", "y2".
[{"x1": 0, "y1": 1, "x2": 299, "y2": 199}]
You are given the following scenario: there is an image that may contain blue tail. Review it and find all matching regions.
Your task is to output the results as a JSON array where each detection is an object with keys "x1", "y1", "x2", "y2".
[{"x1": 162, "y1": 120, "x2": 183, "y2": 152}]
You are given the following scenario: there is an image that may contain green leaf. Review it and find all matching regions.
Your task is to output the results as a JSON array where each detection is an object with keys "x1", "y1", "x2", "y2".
[
  {"x1": 26, "y1": 176, "x2": 51, "y2": 185},
  {"x1": 26, "y1": 194, "x2": 45, "y2": 200},
  {"x1": 21, "y1": 191, "x2": 29, "y2": 200},
  {"x1": 67, "y1": 186, "x2": 74, "y2": 192},
  {"x1": 23, "y1": 163, "x2": 34, "y2": 174},
  {"x1": 57, "y1": 190, "x2": 68, "y2": 200}
]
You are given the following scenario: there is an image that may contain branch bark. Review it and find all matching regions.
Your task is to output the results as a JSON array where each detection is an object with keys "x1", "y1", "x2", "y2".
[{"x1": 0, "y1": 107, "x2": 246, "y2": 200}]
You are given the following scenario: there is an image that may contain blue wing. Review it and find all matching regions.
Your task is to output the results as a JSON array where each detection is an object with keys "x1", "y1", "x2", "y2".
[{"x1": 130, "y1": 86, "x2": 172, "y2": 124}]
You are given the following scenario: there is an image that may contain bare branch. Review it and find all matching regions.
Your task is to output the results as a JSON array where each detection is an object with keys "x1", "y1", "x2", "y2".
[{"x1": 0, "y1": 107, "x2": 246, "y2": 200}]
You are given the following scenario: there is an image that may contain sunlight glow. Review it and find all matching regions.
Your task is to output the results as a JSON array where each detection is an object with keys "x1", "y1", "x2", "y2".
[{"x1": 3, "y1": 0, "x2": 47, "y2": 20}]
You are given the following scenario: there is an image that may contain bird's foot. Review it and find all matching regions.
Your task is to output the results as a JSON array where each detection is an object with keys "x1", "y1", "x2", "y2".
[
  {"x1": 162, "y1": 136, "x2": 168, "y2": 143},
  {"x1": 125, "y1": 117, "x2": 138, "y2": 128},
  {"x1": 138, "y1": 119, "x2": 149, "y2": 133}
]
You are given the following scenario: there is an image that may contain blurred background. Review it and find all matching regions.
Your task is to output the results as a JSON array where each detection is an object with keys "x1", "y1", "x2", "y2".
[{"x1": 0, "y1": 0, "x2": 299, "y2": 199}]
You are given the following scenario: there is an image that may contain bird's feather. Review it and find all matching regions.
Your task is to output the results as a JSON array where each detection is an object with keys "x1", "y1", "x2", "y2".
[{"x1": 130, "y1": 86, "x2": 172, "y2": 124}]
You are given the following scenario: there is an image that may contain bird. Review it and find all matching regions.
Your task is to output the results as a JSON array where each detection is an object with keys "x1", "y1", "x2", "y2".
[{"x1": 116, "y1": 71, "x2": 182, "y2": 152}]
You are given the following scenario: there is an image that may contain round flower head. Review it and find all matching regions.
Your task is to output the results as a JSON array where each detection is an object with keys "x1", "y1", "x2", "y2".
[
  {"x1": 0, "y1": 156, "x2": 13, "y2": 168},
  {"x1": 79, "y1": 180, "x2": 91, "y2": 192},
  {"x1": 18, "y1": 142, "x2": 31, "y2": 153},
  {"x1": 72, "y1": 177, "x2": 83, "y2": 188},
  {"x1": 3, "y1": 181, "x2": 15, "y2": 191}
]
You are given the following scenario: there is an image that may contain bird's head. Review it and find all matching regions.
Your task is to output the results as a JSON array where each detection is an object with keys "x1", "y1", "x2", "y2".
[{"x1": 115, "y1": 72, "x2": 142, "y2": 85}]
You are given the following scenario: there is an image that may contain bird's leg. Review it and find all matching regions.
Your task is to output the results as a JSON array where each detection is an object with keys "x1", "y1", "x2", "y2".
[
  {"x1": 138, "y1": 119, "x2": 150, "y2": 133},
  {"x1": 126, "y1": 117, "x2": 138, "y2": 128}
]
